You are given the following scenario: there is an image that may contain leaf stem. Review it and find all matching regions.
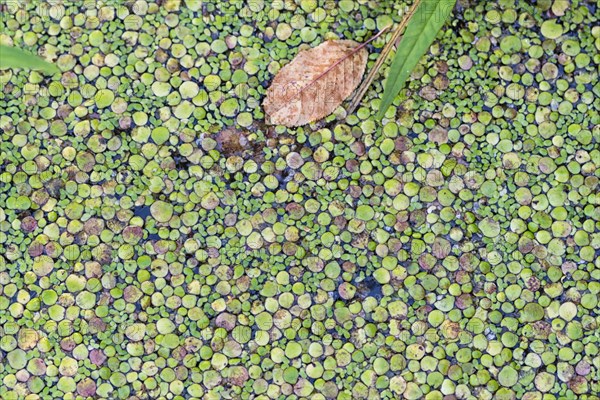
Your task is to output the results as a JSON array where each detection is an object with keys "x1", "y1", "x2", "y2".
[{"x1": 346, "y1": 0, "x2": 421, "y2": 116}]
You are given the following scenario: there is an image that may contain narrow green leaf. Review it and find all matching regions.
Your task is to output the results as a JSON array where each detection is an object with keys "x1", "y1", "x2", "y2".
[
  {"x1": 0, "y1": 45, "x2": 60, "y2": 74},
  {"x1": 378, "y1": 0, "x2": 456, "y2": 118}
]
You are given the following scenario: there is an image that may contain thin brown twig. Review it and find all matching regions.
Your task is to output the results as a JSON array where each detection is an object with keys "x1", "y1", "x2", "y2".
[{"x1": 346, "y1": 0, "x2": 421, "y2": 116}]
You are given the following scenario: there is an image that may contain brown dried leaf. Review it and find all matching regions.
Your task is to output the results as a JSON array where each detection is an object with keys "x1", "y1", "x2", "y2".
[{"x1": 263, "y1": 40, "x2": 368, "y2": 127}]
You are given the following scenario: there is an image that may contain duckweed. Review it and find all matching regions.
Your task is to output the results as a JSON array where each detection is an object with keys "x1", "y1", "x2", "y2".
[{"x1": 1, "y1": 1, "x2": 599, "y2": 400}]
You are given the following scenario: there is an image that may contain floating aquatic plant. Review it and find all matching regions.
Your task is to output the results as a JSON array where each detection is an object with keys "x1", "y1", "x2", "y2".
[{"x1": 0, "y1": 1, "x2": 598, "y2": 400}]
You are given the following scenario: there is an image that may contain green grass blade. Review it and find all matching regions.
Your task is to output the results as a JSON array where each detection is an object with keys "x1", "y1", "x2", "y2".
[
  {"x1": 0, "y1": 45, "x2": 60, "y2": 74},
  {"x1": 378, "y1": 0, "x2": 456, "y2": 118}
]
